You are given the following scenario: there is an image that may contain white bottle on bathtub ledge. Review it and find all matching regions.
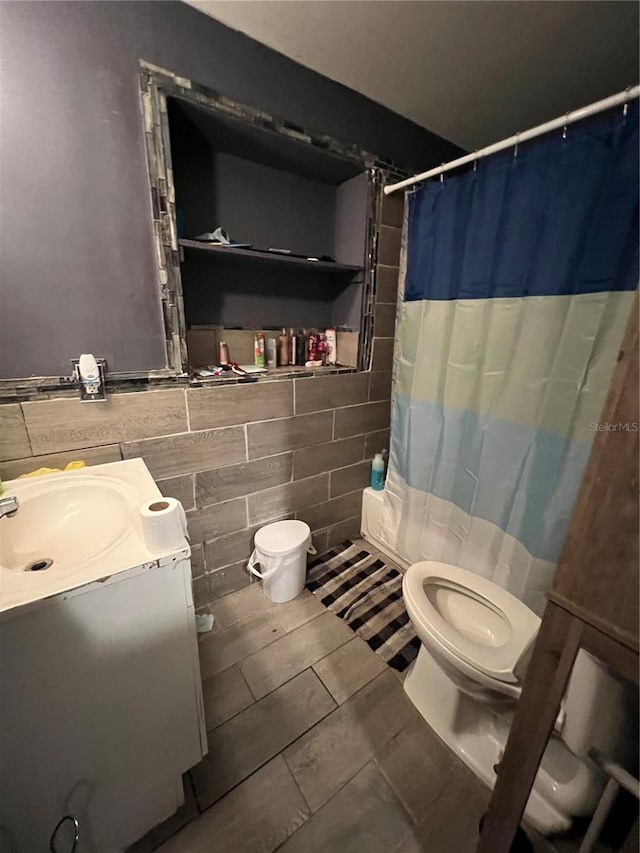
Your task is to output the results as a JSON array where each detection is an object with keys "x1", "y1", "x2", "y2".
[{"x1": 370, "y1": 452, "x2": 386, "y2": 491}]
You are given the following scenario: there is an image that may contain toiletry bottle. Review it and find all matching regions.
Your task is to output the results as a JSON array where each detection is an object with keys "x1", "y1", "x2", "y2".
[
  {"x1": 371, "y1": 452, "x2": 385, "y2": 491},
  {"x1": 266, "y1": 338, "x2": 277, "y2": 369},
  {"x1": 254, "y1": 333, "x2": 266, "y2": 367},
  {"x1": 317, "y1": 334, "x2": 327, "y2": 366},
  {"x1": 307, "y1": 330, "x2": 317, "y2": 362},
  {"x1": 218, "y1": 341, "x2": 230, "y2": 366},
  {"x1": 278, "y1": 328, "x2": 289, "y2": 367},
  {"x1": 289, "y1": 328, "x2": 297, "y2": 365},
  {"x1": 325, "y1": 328, "x2": 337, "y2": 365},
  {"x1": 295, "y1": 331, "x2": 305, "y2": 366}
]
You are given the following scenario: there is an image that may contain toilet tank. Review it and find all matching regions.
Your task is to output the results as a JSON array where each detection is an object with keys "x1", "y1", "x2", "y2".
[{"x1": 561, "y1": 651, "x2": 638, "y2": 767}]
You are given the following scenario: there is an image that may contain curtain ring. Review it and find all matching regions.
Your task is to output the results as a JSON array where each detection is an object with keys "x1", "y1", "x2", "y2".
[
  {"x1": 440, "y1": 163, "x2": 445, "y2": 184},
  {"x1": 513, "y1": 133, "x2": 520, "y2": 159},
  {"x1": 473, "y1": 151, "x2": 478, "y2": 172},
  {"x1": 623, "y1": 85, "x2": 631, "y2": 117},
  {"x1": 562, "y1": 111, "x2": 569, "y2": 139}
]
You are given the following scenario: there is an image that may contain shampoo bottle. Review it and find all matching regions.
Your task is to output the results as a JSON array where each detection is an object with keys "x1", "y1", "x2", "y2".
[
  {"x1": 266, "y1": 338, "x2": 278, "y2": 369},
  {"x1": 371, "y1": 452, "x2": 386, "y2": 491},
  {"x1": 254, "y1": 333, "x2": 266, "y2": 367},
  {"x1": 278, "y1": 328, "x2": 289, "y2": 367},
  {"x1": 325, "y1": 327, "x2": 337, "y2": 365}
]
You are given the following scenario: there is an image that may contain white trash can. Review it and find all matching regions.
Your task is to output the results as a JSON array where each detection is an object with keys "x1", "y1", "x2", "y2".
[{"x1": 247, "y1": 520, "x2": 316, "y2": 603}]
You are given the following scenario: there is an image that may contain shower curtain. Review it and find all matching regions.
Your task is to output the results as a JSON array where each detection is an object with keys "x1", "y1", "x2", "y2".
[{"x1": 381, "y1": 102, "x2": 639, "y2": 615}]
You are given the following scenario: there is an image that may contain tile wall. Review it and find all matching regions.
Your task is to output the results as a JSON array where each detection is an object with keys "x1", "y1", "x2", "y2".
[{"x1": 0, "y1": 192, "x2": 402, "y2": 610}]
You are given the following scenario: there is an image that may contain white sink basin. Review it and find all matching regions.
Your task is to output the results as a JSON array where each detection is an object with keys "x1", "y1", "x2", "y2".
[
  {"x1": 0, "y1": 459, "x2": 187, "y2": 615},
  {"x1": 0, "y1": 475, "x2": 139, "y2": 572}
]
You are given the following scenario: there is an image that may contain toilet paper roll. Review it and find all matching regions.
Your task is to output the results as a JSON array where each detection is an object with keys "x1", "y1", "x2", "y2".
[{"x1": 140, "y1": 497, "x2": 189, "y2": 554}]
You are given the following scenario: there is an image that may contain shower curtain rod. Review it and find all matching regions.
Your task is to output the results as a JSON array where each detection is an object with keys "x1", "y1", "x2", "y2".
[{"x1": 384, "y1": 84, "x2": 640, "y2": 195}]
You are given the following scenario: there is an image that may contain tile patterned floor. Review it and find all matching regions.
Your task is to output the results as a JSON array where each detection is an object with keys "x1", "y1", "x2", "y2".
[{"x1": 129, "y1": 539, "x2": 577, "y2": 853}]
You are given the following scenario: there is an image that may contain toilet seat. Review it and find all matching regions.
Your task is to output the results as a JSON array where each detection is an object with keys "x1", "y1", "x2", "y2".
[{"x1": 403, "y1": 561, "x2": 540, "y2": 684}]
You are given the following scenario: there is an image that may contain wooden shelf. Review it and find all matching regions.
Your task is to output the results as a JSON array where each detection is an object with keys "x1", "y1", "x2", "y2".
[{"x1": 178, "y1": 240, "x2": 363, "y2": 273}]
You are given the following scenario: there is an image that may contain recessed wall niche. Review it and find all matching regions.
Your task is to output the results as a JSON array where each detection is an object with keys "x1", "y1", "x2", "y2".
[{"x1": 166, "y1": 96, "x2": 374, "y2": 371}]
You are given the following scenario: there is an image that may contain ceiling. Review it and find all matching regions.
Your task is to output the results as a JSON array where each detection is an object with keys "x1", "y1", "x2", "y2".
[{"x1": 185, "y1": 0, "x2": 639, "y2": 151}]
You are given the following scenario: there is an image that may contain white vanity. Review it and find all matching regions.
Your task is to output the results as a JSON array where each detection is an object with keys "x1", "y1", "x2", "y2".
[{"x1": 0, "y1": 459, "x2": 207, "y2": 852}]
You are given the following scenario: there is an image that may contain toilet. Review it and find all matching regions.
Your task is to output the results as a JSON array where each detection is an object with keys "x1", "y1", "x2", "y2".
[{"x1": 402, "y1": 560, "x2": 635, "y2": 835}]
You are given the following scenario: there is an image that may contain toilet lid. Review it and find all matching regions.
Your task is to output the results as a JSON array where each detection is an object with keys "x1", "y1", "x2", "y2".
[{"x1": 403, "y1": 561, "x2": 541, "y2": 683}]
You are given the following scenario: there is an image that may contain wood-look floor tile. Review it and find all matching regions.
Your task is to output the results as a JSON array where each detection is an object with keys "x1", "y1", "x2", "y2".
[
  {"x1": 390, "y1": 764, "x2": 489, "y2": 853},
  {"x1": 279, "y1": 761, "x2": 414, "y2": 853},
  {"x1": 201, "y1": 665, "x2": 255, "y2": 731},
  {"x1": 208, "y1": 583, "x2": 273, "y2": 630},
  {"x1": 240, "y1": 611, "x2": 353, "y2": 699},
  {"x1": 313, "y1": 636, "x2": 387, "y2": 704},
  {"x1": 198, "y1": 607, "x2": 285, "y2": 679},
  {"x1": 191, "y1": 669, "x2": 336, "y2": 809},
  {"x1": 209, "y1": 585, "x2": 326, "y2": 635},
  {"x1": 159, "y1": 756, "x2": 309, "y2": 853},
  {"x1": 283, "y1": 669, "x2": 415, "y2": 811},
  {"x1": 375, "y1": 716, "x2": 458, "y2": 823},
  {"x1": 267, "y1": 589, "x2": 327, "y2": 632}
]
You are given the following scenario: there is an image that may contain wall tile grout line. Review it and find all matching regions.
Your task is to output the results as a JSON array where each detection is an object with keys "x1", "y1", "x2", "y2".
[
  {"x1": 193, "y1": 674, "x2": 338, "y2": 818},
  {"x1": 17, "y1": 403, "x2": 34, "y2": 456}
]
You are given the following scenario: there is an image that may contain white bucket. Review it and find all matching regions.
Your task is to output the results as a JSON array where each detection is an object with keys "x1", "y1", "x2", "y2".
[{"x1": 247, "y1": 520, "x2": 316, "y2": 604}]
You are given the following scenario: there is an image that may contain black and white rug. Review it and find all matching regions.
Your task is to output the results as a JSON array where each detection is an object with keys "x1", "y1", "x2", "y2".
[{"x1": 307, "y1": 541, "x2": 420, "y2": 674}]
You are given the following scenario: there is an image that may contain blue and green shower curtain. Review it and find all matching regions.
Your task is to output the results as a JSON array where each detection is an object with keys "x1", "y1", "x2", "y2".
[{"x1": 382, "y1": 103, "x2": 639, "y2": 615}]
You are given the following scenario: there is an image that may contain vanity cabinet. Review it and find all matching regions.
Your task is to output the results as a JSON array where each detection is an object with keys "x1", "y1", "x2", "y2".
[{"x1": 0, "y1": 557, "x2": 206, "y2": 852}]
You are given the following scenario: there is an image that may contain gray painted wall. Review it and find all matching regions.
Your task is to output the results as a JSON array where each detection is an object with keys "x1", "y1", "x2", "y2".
[{"x1": 0, "y1": 1, "x2": 460, "y2": 379}]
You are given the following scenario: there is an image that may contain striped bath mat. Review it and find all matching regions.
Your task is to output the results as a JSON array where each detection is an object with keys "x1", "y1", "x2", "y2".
[{"x1": 307, "y1": 541, "x2": 420, "y2": 673}]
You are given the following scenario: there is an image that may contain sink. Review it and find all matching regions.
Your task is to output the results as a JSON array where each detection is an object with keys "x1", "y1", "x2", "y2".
[
  {"x1": 0, "y1": 459, "x2": 186, "y2": 614},
  {"x1": 0, "y1": 474, "x2": 140, "y2": 572}
]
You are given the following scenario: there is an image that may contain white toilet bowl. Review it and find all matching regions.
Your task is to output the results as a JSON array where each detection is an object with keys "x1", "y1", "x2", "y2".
[{"x1": 402, "y1": 561, "x2": 627, "y2": 835}]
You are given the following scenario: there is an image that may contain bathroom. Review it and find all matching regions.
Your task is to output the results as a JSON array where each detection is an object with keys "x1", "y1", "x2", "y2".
[{"x1": 0, "y1": 1, "x2": 638, "y2": 851}]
